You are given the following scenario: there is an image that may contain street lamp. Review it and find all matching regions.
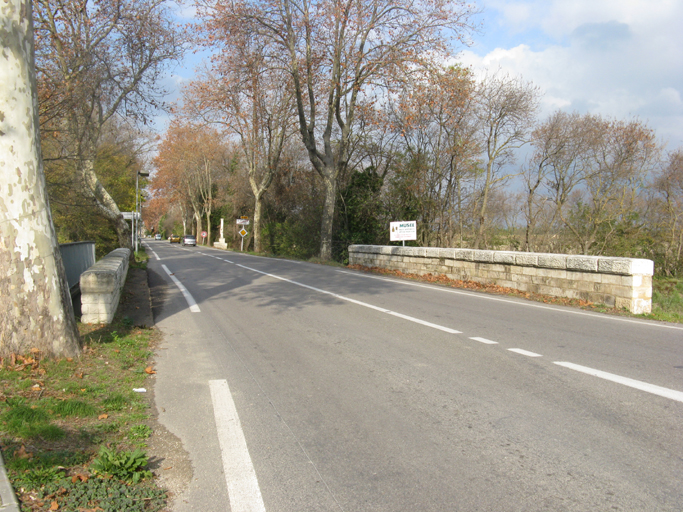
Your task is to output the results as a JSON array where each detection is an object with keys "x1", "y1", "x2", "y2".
[{"x1": 135, "y1": 169, "x2": 150, "y2": 253}]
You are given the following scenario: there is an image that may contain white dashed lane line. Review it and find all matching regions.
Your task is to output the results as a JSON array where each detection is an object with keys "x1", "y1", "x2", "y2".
[
  {"x1": 554, "y1": 362, "x2": 683, "y2": 403},
  {"x1": 189, "y1": 251, "x2": 683, "y2": 403},
  {"x1": 336, "y1": 269, "x2": 683, "y2": 331},
  {"x1": 470, "y1": 337, "x2": 499, "y2": 345},
  {"x1": 233, "y1": 263, "x2": 461, "y2": 334},
  {"x1": 508, "y1": 348, "x2": 543, "y2": 357}
]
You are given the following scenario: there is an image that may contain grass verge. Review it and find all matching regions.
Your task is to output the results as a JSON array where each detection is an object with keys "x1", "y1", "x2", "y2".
[{"x1": 0, "y1": 253, "x2": 165, "y2": 511}]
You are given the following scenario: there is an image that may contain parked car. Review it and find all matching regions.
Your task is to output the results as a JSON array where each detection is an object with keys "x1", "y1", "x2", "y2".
[
  {"x1": 154, "y1": 233, "x2": 162, "y2": 240},
  {"x1": 182, "y1": 235, "x2": 197, "y2": 247},
  {"x1": 170, "y1": 234, "x2": 181, "y2": 243}
]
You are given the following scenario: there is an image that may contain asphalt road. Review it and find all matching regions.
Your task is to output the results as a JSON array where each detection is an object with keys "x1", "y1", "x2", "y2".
[{"x1": 143, "y1": 240, "x2": 683, "y2": 512}]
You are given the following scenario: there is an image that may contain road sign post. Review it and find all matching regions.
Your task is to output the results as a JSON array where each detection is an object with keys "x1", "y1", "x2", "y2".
[{"x1": 239, "y1": 228, "x2": 248, "y2": 251}]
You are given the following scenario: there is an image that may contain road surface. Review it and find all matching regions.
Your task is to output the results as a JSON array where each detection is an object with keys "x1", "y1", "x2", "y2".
[{"x1": 144, "y1": 240, "x2": 683, "y2": 512}]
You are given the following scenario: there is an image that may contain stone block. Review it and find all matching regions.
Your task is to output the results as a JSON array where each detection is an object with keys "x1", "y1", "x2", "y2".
[
  {"x1": 567, "y1": 256, "x2": 598, "y2": 272},
  {"x1": 574, "y1": 280, "x2": 596, "y2": 292},
  {"x1": 537, "y1": 253, "x2": 567, "y2": 269},
  {"x1": 80, "y1": 271, "x2": 117, "y2": 294},
  {"x1": 598, "y1": 257, "x2": 653, "y2": 276},
  {"x1": 493, "y1": 251, "x2": 516, "y2": 264},
  {"x1": 80, "y1": 294, "x2": 115, "y2": 306},
  {"x1": 536, "y1": 285, "x2": 564, "y2": 297},
  {"x1": 453, "y1": 249, "x2": 474, "y2": 261},
  {"x1": 511, "y1": 273, "x2": 532, "y2": 283},
  {"x1": 472, "y1": 250, "x2": 494, "y2": 263},
  {"x1": 425, "y1": 247, "x2": 441, "y2": 258},
  {"x1": 515, "y1": 253, "x2": 538, "y2": 267},
  {"x1": 438, "y1": 248, "x2": 455, "y2": 259}
]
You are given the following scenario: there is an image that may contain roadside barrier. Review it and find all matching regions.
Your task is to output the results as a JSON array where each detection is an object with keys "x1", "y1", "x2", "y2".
[
  {"x1": 79, "y1": 248, "x2": 130, "y2": 323},
  {"x1": 349, "y1": 245, "x2": 653, "y2": 314}
]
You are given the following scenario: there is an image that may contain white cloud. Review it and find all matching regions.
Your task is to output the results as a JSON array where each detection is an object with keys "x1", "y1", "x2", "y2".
[{"x1": 465, "y1": 0, "x2": 683, "y2": 148}]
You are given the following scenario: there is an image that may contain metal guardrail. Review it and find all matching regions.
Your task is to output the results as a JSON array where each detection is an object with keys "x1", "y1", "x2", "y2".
[{"x1": 59, "y1": 241, "x2": 96, "y2": 295}]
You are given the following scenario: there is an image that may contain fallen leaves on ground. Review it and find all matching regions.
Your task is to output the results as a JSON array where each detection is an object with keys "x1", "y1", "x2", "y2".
[{"x1": 347, "y1": 264, "x2": 595, "y2": 309}]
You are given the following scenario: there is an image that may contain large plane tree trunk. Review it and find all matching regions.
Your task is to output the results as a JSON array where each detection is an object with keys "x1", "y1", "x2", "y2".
[{"x1": 0, "y1": 0, "x2": 80, "y2": 357}]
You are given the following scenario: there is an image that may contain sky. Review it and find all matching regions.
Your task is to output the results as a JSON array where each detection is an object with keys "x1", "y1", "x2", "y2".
[
  {"x1": 459, "y1": 0, "x2": 683, "y2": 150},
  {"x1": 166, "y1": 0, "x2": 683, "y2": 151}
]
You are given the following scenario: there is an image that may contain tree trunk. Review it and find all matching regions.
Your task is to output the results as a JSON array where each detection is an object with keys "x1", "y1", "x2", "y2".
[
  {"x1": 81, "y1": 157, "x2": 132, "y2": 252},
  {"x1": 206, "y1": 210, "x2": 211, "y2": 246},
  {"x1": 253, "y1": 193, "x2": 264, "y2": 254},
  {"x1": 195, "y1": 211, "x2": 201, "y2": 239},
  {"x1": 319, "y1": 174, "x2": 337, "y2": 261},
  {"x1": 0, "y1": 0, "x2": 80, "y2": 357},
  {"x1": 473, "y1": 158, "x2": 494, "y2": 249}
]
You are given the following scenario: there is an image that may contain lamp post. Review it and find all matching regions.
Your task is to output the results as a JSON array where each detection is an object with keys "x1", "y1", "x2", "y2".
[{"x1": 135, "y1": 169, "x2": 150, "y2": 253}]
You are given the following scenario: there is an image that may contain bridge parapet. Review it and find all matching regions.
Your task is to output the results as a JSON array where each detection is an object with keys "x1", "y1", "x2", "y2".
[
  {"x1": 348, "y1": 245, "x2": 653, "y2": 314},
  {"x1": 79, "y1": 248, "x2": 130, "y2": 323}
]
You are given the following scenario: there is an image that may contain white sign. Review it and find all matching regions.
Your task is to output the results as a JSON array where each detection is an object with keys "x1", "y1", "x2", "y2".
[
  {"x1": 390, "y1": 221, "x2": 417, "y2": 241},
  {"x1": 121, "y1": 212, "x2": 140, "y2": 220},
  {"x1": 236, "y1": 219, "x2": 250, "y2": 225}
]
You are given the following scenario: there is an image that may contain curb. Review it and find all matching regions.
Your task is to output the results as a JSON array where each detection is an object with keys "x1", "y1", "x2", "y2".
[{"x1": 0, "y1": 449, "x2": 19, "y2": 512}]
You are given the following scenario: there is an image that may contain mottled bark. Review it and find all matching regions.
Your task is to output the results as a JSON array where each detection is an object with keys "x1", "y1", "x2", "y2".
[
  {"x1": 81, "y1": 157, "x2": 132, "y2": 251},
  {"x1": 0, "y1": 0, "x2": 80, "y2": 357},
  {"x1": 319, "y1": 174, "x2": 337, "y2": 260}
]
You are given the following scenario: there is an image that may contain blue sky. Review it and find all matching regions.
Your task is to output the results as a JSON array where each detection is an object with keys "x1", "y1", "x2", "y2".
[
  {"x1": 460, "y1": 0, "x2": 683, "y2": 150},
  {"x1": 164, "y1": 0, "x2": 683, "y2": 151}
]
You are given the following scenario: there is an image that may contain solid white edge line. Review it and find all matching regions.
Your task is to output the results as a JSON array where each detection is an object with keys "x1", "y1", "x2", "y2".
[
  {"x1": 508, "y1": 348, "x2": 543, "y2": 357},
  {"x1": 162, "y1": 264, "x2": 200, "y2": 312},
  {"x1": 554, "y1": 362, "x2": 683, "y2": 403},
  {"x1": 234, "y1": 263, "x2": 460, "y2": 334},
  {"x1": 388, "y1": 311, "x2": 462, "y2": 334},
  {"x1": 470, "y1": 337, "x2": 499, "y2": 345},
  {"x1": 336, "y1": 270, "x2": 683, "y2": 331},
  {"x1": 209, "y1": 380, "x2": 266, "y2": 512},
  {"x1": 144, "y1": 245, "x2": 161, "y2": 261}
]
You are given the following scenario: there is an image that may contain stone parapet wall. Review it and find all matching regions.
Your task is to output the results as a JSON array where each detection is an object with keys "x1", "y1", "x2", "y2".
[
  {"x1": 79, "y1": 248, "x2": 130, "y2": 323},
  {"x1": 348, "y1": 245, "x2": 654, "y2": 314}
]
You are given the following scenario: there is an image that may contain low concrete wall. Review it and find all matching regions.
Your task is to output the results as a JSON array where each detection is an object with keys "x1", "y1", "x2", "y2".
[
  {"x1": 349, "y1": 245, "x2": 654, "y2": 314},
  {"x1": 80, "y1": 248, "x2": 130, "y2": 324}
]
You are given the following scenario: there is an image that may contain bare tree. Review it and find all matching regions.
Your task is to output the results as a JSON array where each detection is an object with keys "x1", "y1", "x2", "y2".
[
  {"x1": 523, "y1": 111, "x2": 585, "y2": 251},
  {"x1": 198, "y1": 0, "x2": 477, "y2": 259},
  {"x1": 472, "y1": 72, "x2": 540, "y2": 248},
  {"x1": 652, "y1": 149, "x2": 683, "y2": 274},
  {"x1": 34, "y1": 0, "x2": 184, "y2": 249},
  {"x1": 556, "y1": 116, "x2": 658, "y2": 254},
  {"x1": 153, "y1": 122, "x2": 231, "y2": 243},
  {"x1": 389, "y1": 66, "x2": 478, "y2": 247},
  {"x1": 1, "y1": 0, "x2": 80, "y2": 357},
  {"x1": 187, "y1": 13, "x2": 295, "y2": 252}
]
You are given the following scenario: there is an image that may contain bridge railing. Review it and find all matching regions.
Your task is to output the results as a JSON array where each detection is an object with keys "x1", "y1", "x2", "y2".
[{"x1": 59, "y1": 241, "x2": 96, "y2": 296}]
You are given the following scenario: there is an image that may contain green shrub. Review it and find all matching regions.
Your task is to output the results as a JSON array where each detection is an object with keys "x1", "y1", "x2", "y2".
[
  {"x1": 128, "y1": 424, "x2": 152, "y2": 441},
  {"x1": 90, "y1": 446, "x2": 152, "y2": 484}
]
